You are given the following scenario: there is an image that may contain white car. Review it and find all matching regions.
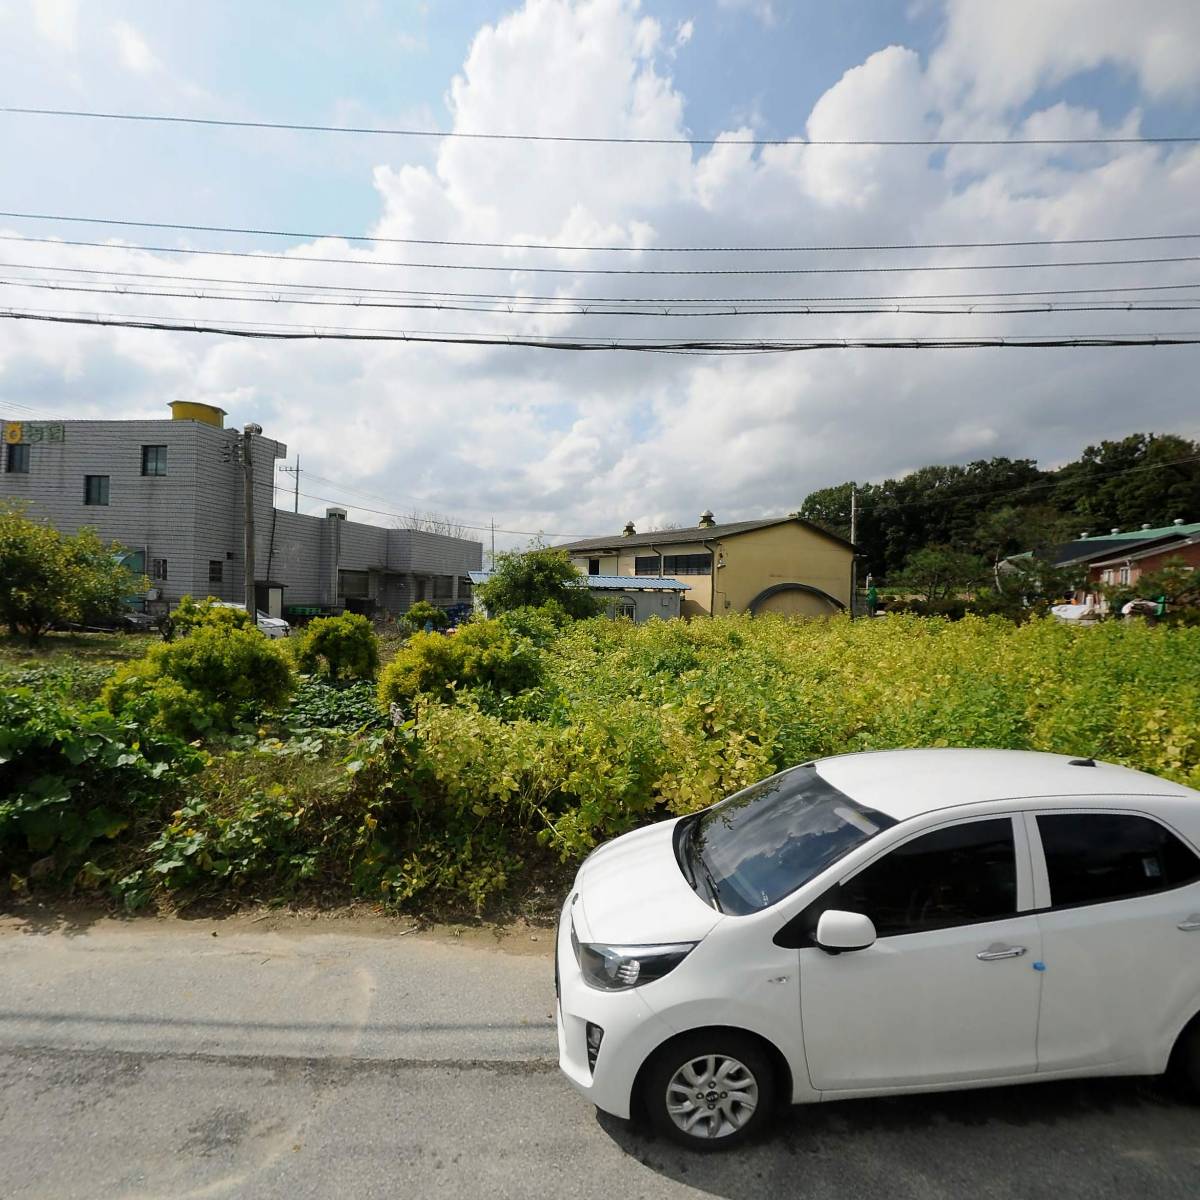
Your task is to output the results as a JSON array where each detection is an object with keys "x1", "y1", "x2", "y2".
[
  {"x1": 208, "y1": 600, "x2": 291, "y2": 638},
  {"x1": 556, "y1": 748, "x2": 1200, "y2": 1149}
]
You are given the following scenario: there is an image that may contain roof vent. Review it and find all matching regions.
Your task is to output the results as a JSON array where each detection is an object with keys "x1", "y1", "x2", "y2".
[
  {"x1": 1068, "y1": 757, "x2": 1097, "y2": 767},
  {"x1": 1174, "y1": 518, "x2": 1185, "y2": 526},
  {"x1": 1111, "y1": 528, "x2": 1120, "y2": 535},
  {"x1": 698, "y1": 509, "x2": 716, "y2": 528},
  {"x1": 622, "y1": 521, "x2": 636, "y2": 537},
  {"x1": 326, "y1": 506, "x2": 347, "y2": 520},
  {"x1": 1142, "y1": 523, "x2": 1152, "y2": 530},
  {"x1": 1079, "y1": 531, "x2": 1089, "y2": 539}
]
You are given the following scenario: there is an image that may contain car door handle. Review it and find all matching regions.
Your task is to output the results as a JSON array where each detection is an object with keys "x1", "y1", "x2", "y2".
[
  {"x1": 1178, "y1": 915, "x2": 1200, "y2": 932},
  {"x1": 976, "y1": 944, "x2": 1027, "y2": 961}
]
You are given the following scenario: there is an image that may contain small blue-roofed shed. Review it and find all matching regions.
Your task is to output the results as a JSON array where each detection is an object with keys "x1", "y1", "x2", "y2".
[{"x1": 468, "y1": 571, "x2": 690, "y2": 623}]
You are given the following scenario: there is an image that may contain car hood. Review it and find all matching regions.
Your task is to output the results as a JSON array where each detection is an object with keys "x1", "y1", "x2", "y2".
[{"x1": 573, "y1": 817, "x2": 722, "y2": 945}]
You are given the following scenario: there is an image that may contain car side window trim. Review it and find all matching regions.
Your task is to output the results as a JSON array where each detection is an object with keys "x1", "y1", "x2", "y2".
[
  {"x1": 1024, "y1": 805, "x2": 1200, "y2": 915},
  {"x1": 773, "y1": 814, "x2": 1033, "y2": 949}
]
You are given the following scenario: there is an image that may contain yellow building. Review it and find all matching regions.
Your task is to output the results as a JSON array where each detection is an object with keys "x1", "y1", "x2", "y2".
[{"x1": 558, "y1": 511, "x2": 854, "y2": 618}]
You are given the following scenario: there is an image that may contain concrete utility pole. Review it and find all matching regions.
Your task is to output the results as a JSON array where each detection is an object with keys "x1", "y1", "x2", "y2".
[
  {"x1": 849, "y1": 484, "x2": 859, "y2": 618},
  {"x1": 242, "y1": 423, "x2": 261, "y2": 612}
]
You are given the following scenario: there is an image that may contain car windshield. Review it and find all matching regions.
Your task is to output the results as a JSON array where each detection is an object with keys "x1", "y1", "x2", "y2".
[{"x1": 684, "y1": 764, "x2": 895, "y2": 915}]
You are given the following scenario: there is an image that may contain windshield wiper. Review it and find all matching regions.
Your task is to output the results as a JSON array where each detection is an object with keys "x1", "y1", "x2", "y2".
[{"x1": 685, "y1": 820, "x2": 724, "y2": 913}]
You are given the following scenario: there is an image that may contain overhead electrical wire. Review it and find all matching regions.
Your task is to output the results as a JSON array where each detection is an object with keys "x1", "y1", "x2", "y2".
[
  {"x1": 6, "y1": 276, "x2": 1200, "y2": 317},
  {"x1": 4, "y1": 106, "x2": 1199, "y2": 147},
  {"x1": 3, "y1": 210, "x2": 1200, "y2": 255},
  {"x1": 7, "y1": 259, "x2": 1200, "y2": 307},
  {"x1": 4, "y1": 308, "x2": 1199, "y2": 351},
  {"x1": 3, "y1": 233, "x2": 1199, "y2": 276}
]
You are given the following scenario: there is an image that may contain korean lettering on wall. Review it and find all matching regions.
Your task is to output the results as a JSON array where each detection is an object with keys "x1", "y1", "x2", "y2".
[{"x1": 4, "y1": 421, "x2": 66, "y2": 444}]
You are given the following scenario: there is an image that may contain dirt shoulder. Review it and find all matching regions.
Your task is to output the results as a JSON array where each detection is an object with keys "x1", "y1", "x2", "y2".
[{"x1": 0, "y1": 899, "x2": 558, "y2": 957}]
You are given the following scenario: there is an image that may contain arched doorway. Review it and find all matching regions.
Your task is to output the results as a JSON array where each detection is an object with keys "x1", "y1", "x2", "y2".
[{"x1": 748, "y1": 583, "x2": 844, "y2": 618}]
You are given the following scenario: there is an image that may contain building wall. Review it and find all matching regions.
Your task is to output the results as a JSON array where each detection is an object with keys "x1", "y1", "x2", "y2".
[
  {"x1": 1, "y1": 413, "x2": 482, "y2": 616},
  {"x1": 1088, "y1": 541, "x2": 1200, "y2": 595},
  {"x1": 568, "y1": 522, "x2": 851, "y2": 618},
  {"x1": 602, "y1": 589, "x2": 683, "y2": 622}
]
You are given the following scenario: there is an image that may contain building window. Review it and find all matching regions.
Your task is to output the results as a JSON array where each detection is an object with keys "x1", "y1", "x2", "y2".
[
  {"x1": 208, "y1": 560, "x2": 224, "y2": 583},
  {"x1": 637, "y1": 552, "x2": 711, "y2": 576},
  {"x1": 433, "y1": 575, "x2": 455, "y2": 599},
  {"x1": 5, "y1": 442, "x2": 29, "y2": 473},
  {"x1": 338, "y1": 569, "x2": 370, "y2": 598},
  {"x1": 459, "y1": 577, "x2": 473, "y2": 600},
  {"x1": 613, "y1": 598, "x2": 637, "y2": 620},
  {"x1": 1119, "y1": 565, "x2": 1131, "y2": 585},
  {"x1": 141, "y1": 445, "x2": 168, "y2": 476},
  {"x1": 84, "y1": 475, "x2": 110, "y2": 505},
  {"x1": 588, "y1": 558, "x2": 600, "y2": 575},
  {"x1": 151, "y1": 558, "x2": 168, "y2": 581}
]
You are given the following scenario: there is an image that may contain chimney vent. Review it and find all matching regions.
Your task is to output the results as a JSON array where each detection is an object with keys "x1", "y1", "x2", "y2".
[
  {"x1": 326, "y1": 506, "x2": 347, "y2": 521},
  {"x1": 1174, "y1": 518, "x2": 1185, "y2": 526},
  {"x1": 1111, "y1": 527, "x2": 1120, "y2": 535},
  {"x1": 1080, "y1": 532, "x2": 1089, "y2": 539},
  {"x1": 622, "y1": 521, "x2": 636, "y2": 537},
  {"x1": 698, "y1": 509, "x2": 716, "y2": 528},
  {"x1": 1142, "y1": 523, "x2": 1152, "y2": 530}
]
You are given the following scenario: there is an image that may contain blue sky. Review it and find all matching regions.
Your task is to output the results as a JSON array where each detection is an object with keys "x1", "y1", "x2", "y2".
[{"x1": 2, "y1": 0, "x2": 1200, "y2": 543}]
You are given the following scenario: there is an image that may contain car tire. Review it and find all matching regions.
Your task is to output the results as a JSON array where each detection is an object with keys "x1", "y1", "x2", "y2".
[
  {"x1": 1173, "y1": 1021, "x2": 1200, "y2": 1099},
  {"x1": 643, "y1": 1031, "x2": 776, "y2": 1151}
]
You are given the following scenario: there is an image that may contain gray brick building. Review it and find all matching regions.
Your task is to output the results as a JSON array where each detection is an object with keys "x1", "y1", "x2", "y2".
[{"x1": 1, "y1": 403, "x2": 481, "y2": 618}]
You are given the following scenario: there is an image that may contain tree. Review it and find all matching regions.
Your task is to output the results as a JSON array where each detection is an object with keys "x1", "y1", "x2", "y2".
[
  {"x1": 1100, "y1": 556, "x2": 1200, "y2": 624},
  {"x1": 894, "y1": 545, "x2": 987, "y2": 604},
  {"x1": 294, "y1": 612, "x2": 379, "y2": 681},
  {"x1": 0, "y1": 503, "x2": 147, "y2": 643},
  {"x1": 476, "y1": 546, "x2": 603, "y2": 619},
  {"x1": 404, "y1": 599, "x2": 450, "y2": 631}
]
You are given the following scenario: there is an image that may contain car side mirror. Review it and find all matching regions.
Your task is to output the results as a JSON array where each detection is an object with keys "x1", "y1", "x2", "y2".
[{"x1": 815, "y1": 910, "x2": 877, "y2": 954}]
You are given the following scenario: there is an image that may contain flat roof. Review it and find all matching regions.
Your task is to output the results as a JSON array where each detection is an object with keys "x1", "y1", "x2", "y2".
[{"x1": 814, "y1": 748, "x2": 1194, "y2": 821}]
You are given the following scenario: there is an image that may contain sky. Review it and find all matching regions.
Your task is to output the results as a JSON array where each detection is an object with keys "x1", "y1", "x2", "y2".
[{"x1": 1, "y1": 0, "x2": 1199, "y2": 550}]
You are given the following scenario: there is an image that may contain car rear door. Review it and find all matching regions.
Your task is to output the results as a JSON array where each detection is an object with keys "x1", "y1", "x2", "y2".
[
  {"x1": 796, "y1": 814, "x2": 1044, "y2": 1093},
  {"x1": 1025, "y1": 807, "x2": 1200, "y2": 1074}
]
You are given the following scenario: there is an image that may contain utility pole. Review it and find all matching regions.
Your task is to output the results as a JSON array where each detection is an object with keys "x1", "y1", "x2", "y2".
[
  {"x1": 242, "y1": 423, "x2": 262, "y2": 612},
  {"x1": 849, "y1": 484, "x2": 859, "y2": 618},
  {"x1": 278, "y1": 454, "x2": 301, "y2": 513},
  {"x1": 490, "y1": 518, "x2": 495, "y2": 569}
]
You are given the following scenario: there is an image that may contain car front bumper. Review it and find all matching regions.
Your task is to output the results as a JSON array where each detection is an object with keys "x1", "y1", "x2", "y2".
[{"x1": 555, "y1": 894, "x2": 677, "y2": 1120}]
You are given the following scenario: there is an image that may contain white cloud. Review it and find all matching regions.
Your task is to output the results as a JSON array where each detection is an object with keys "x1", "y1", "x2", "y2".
[
  {"x1": 31, "y1": 0, "x2": 76, "y2": 50},
  {"x1": 674, "y1": 18, "x2": 693, "y2": 50},
  {"x1": 113, "y1": 21, "x2": 161, "y2": 74},
  {"x1": 717, "y1": 0, "x2": 776, "y2": 27},
  {"x1": 3, "y1": 0, "x2": 1200, "y2": 550}
]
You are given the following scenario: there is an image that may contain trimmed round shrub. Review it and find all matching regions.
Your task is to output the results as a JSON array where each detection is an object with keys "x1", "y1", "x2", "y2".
[
  {"x1": 294, "y1": 612, "x2": 379, "y2": 681},
  {"x1": 104, "y1": 624, "x2": 295, "y2": 738}
]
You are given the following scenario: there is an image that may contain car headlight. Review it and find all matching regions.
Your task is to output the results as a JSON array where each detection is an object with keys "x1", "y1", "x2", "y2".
[{"x1": 574, "y1": 932, "x2": 697, "y2": 991}]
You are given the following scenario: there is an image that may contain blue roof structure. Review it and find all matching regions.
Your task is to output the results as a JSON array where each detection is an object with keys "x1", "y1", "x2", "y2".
[{"x1": 468, "y1": 571, "x2": 689, "y2": 592}]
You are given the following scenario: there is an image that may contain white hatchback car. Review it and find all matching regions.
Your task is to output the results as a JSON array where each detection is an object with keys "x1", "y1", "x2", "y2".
[
  {"x1": 208, "y1": 600, "x2": 291, "y2": 639},
  {"x1": 556, "y1": 748, "x2": 1200, "y2": 1149}
]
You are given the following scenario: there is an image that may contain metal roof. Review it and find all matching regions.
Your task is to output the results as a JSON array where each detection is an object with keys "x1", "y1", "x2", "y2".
[
  {"x1": 1047, "y1": 525, "x2": 1200, "y2": 567},
  {"x1": 555, "y1": 514, "x2": 853, "y2": 553},
  {"x1": 1088, "y1": 534, "x2": 1200, "y2": 569},
  {"x1": 467, "y1": 571, "x2": 690, "y2": 591}
]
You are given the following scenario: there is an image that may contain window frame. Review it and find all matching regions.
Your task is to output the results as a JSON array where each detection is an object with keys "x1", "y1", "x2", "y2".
[
  {"x1": 83, "y1": 474, "x2": 110, "y2": 506},
  {"x1": 5, "y1": 442, "x2": 30, "y2": 473},
  {"x1": 1022, "y1": 806, "x2": 1200, "y2": 913},
  {"x1": 140, "y1": 444, "x2": 168, "y2": 477},
  {"x1": 208, "y1": 560, "x2": 224, "y2": 584},
  {"x1": 151, "y1": 558, "x2": 168, "y2": 581},
  {"x1": 776, "y1": 812, "x2": 1033, "y2": 948}
]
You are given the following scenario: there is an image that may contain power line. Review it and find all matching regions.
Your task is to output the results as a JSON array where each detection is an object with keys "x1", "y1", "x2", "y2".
[
  {"x1": 6, "y1": 307, "x2": 1200, "y2": 351},
  {"x1": 4, "y1": 209, "x2": 1200, "y2": 255},
  {"x1": 4, "y1": 106, "x2": 1199, "y2": 147},
  {"x1": 8, "y1": 259, "x2": 1200, "y2": 307},
  {"x1": 7, "y1": 275, "x2": 1200, "y2": 317},
  {"x1": 4, "y1": 233, "x2": 1199, "y2": 276}
]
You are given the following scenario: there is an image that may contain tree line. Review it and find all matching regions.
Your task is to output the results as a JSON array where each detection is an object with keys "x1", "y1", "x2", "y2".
[{"x1": 800, "y1": 432, "x2": 1200, "y2": 581}]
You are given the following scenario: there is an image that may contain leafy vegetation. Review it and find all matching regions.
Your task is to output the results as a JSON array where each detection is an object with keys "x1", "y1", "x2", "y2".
[
  {"x1": 8, "y1": 610, "x2": 1199, "y2": 919},
  {"x1": 161, "y1": 594, "x2": 252, "y2": 640},
  {"x1": 293, "y1": 612, "x2": 380, "y2": 681},
  {"x1": 403, "y1": 600, "x2": 451, "y2": 632},
  {"x1": 477, "y1": 545, "x2": 604, "y2": 619},
  {"x1": 0, "y1": 502, "x2": 148, "y2": 642},
  {"x1": 103, "y1": 624, "x2": 295, "y2": 739}
]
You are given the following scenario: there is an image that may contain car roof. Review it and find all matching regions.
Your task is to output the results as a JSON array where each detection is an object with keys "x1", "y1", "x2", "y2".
[{"x1": 814, "y1": 748, "x2": 1196, "y2": 822}]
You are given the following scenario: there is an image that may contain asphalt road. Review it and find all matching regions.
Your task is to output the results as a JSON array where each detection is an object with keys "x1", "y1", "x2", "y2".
[{"x1": 2, "y1": 913, "x2": 1199, "y2": 1200}]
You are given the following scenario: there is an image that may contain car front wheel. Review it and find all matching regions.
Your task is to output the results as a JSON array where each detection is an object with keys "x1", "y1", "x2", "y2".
[{"x1": 643, "y1": 1032, "x2": 775, "y2": 1150}]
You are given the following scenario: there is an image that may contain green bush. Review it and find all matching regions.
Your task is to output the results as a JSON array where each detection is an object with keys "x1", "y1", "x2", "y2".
[
  {"x1": 161, "y1": 595, "x2": 254, "y2": 641},
  {"x1": 377, "y1": 619, "x2": 542, "y2": 710},
  {"x1": 104, "y1": 624, "x2": 294, "y2": 739},
  {"x1": 404, "y1": 600, "x2": 450, "y2": 632},
  {"x1": 0, "y1": 686, "x2": 201, "y2": 882},
  {"x1": 294, "y1": 612, "x2": 379, "y2": 681}
]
